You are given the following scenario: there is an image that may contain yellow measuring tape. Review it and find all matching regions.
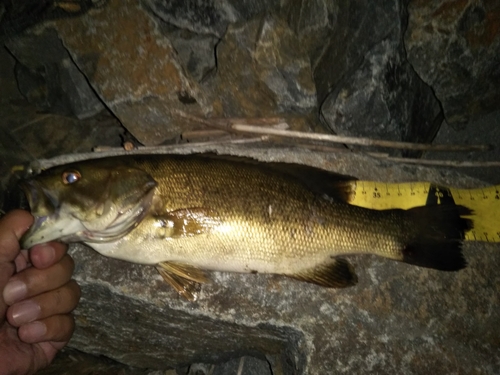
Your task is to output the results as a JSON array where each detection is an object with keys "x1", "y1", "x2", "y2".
[{"x1": 348, "y1": 181, "x2": 500, "y2": 243}]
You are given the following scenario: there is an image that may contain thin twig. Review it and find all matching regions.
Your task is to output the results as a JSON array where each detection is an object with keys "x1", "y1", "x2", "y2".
[
  {"x1": 231, "y1": 124, "x2": 492, "y2": 152},
  {"x1": 93, "y1": 136, "x2": 265, "y2": 153},
  {"x1": 181, "y1": 129, "x2": 230, "y2": 141},
  {"x1": 372, "y1": 155, "x2": 500, "y2": 167},
  {"x1": 274, "y1": 142, "x2": 499, "y2": 167},
  {"x1": 173, "y1": 110, "x2": 288, "y2": 130},
  {"x1": 174, "y1": 110, "x2": 228, "y2": 129},
  {"x1": 43, "y1": 136, "x2": 266, "y2": 168},
  {"x1": 237, "y1": 357, "x2": 245, "y2": 375},
  {"x1": 11, "y1": 113, "x2": 55, "y2": 131}
]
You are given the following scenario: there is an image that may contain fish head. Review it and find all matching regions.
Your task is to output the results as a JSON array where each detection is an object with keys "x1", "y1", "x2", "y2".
[{"x1": 20, "y1": 159, "x2": 157, "y2": 248}]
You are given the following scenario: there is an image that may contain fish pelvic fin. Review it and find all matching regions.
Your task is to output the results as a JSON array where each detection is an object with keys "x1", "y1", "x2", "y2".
[
  {"x1": 156, "y1": 262, "x2": 210, "y2": 301},
  {"x1": 401, "y1": 205, "x2": 473, "y2": 271},
  {"x1": 288, "y1": 258, "x2": 358, "y2": 288}
]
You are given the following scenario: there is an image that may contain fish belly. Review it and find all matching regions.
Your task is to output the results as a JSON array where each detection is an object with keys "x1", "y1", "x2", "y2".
[{"x1": 88, "y1": 206, "x2": 397, "y2": 275}]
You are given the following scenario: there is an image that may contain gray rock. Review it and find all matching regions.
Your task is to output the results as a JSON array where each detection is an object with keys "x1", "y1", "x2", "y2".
[
  {"x1": 405, "y1": 0, "x2": 500, "y2": 128},
  {"x1": 47, "y1": 0, "x2": 213, "y2": 146},
  {"x1": 37, "y1": 347, "x2": 160, "y2": 375},
  {"x1": 5, "y1": 29, "x2": 104, "y2": 119},
  {"x1": 0, "y1": 45, "x2": 23, "y2": 104},
  {"x1": 424, "y1": 110, "x2": 500, "y2": 185},
  {"x1": 211, "y1": 356, "x2": 271, "y2": 375},
  {"x1": 205, "y1": 15, "x2": 317, "y2": 118},
  {"x1": 186, "y1": 363, "x2": 213, "y2": 375},
  {"x1": 158, "y1": 25, "x2": 219, "y2": 82},
  {"x1": 142, "y1": 0, "x2": 281, "y2": 37},
  {"x1": 312, "y1": 0, "x2": 401, "y2": 104},
  {"x1": 318, "y1": 0, "x2": 441, "y2": 154},
  {"x1": 182, "y1": 357, "x2": 275, "y2": 374},
  {"x1": 280, "y1": 0, "x2": 339, "y2": 71},
  {"x1": 43, "y1": 144, "x2": 500, "y2": 375},
  {"x1": 321, "y1": 41, "x2": 442, "y2": 156}
]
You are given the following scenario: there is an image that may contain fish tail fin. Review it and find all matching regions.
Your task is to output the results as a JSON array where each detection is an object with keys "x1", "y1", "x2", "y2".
[{"x1": 401, "y1": 205, "x2": 473, "y2": 271}]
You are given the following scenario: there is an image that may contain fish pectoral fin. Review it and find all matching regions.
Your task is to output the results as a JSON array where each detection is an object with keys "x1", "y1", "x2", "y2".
[
  {"x1": 156, "y1": 262, "x2": 210, "y2": 301},
  {"x1": 159, "y1": 208, "x2": 220, "y2": 238},
  {"x1": 288, "y1": 258, "x2": 358, "y2": 288}
]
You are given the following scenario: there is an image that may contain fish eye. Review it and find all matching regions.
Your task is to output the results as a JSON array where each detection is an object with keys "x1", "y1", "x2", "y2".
[{"x1": 62, "y1": 170, "x2": 81, "y2": 185}]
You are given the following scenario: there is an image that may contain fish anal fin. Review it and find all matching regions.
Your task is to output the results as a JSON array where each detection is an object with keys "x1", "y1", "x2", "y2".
[
  {"x1": 156, "y1": 262, "x2": 209, "y2": 301},
  {"x1": 155, "y1": 208, "x2": 220, "y2": 238},
  {"x1": 288, "y1": 258, "x2": 358, "y2": 288}
]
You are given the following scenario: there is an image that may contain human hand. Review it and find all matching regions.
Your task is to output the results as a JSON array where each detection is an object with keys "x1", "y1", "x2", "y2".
[{"x1": 0, "y1": 210, "x2": 81, "y2": 375}]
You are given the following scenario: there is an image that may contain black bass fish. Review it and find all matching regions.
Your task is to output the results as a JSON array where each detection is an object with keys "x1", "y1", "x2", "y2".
[{"x1": 20, "y1": 154, "x2": 472, "y2": 300}]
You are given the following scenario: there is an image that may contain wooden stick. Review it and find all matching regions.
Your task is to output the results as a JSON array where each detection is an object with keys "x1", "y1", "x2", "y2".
[
  {"x1": 276, "y1": 142, "x2": 499, "y2": 168},
  {"x1": 372, "y1": 156, "x2": 500, "y2": 168},
  {"x1": 181, "y1": 129, "x2": 230, "y2": 141},
  {"x1": 231, "y1": 124, "x2": 492, "y2": 152},
  {"x1": 90, "y1": 136, "x2": 266, "y2": 153},
  {"x1": 173, "y1": 110, "x2": 287, "y2": 130}
]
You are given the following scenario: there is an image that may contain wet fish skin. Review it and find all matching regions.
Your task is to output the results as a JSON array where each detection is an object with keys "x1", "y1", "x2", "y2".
[{"x1": 20, "y1": 154, "x2": 472, "y2": 298}]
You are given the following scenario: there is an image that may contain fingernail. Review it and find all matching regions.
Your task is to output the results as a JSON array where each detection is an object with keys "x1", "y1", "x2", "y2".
[
  {"x1": 22, "y1": 321, "x2": 47, "y2": 342},
  {"x1": 33, "y1": 243, "x2": 56, "y2": 267},
  {"x1": 11, "y1": 300, "x2": 41, "y2": 325},
  {"x1": 3, "y1": 280, "x2": 27, "y2": 305}
]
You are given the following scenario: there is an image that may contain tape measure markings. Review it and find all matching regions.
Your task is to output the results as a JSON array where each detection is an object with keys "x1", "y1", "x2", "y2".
[{"x1": 348, "y1": 181, "x2": 500, "y2": 243}]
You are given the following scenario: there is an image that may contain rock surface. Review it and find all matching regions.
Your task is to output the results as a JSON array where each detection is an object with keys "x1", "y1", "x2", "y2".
[
  {"x1": 205, "y1": 15, "x2": 317, "y2": 120},
  {"x1": 424, "y1": 110, "x2": 500, "y2": 185},
  {"x1": 161, "y1": 26, "x2": 219, "y2": 83},
  {"x1": 46, "y1": 0, "x2": 212, "y2": 145},
  {"x1": 405, "y1": 0, "x2": 500, "y2": 128},
  {"x1": 36, "y1": 144, "x2": 500, "y2": 375},
  {"x1": 5, "y1": 28, "x2": 104, "y2": 119},
  {"x1": 142, "y1": 0, "x2": 281, "y2": 37},
  {"x1": 315, "y1": 0, "x2": 442, "y2": 152},
  {"x1": 10, "y1": 0, "x2": 498, "y2": 149}
]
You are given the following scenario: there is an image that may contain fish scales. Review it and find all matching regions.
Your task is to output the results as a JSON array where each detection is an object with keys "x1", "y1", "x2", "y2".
[
  {"x1": 131, "y1": 156, "x2": 405, "y2": 267},
  {"x1": 19, "y1": 154, "x2": 473, "y2": 299}
]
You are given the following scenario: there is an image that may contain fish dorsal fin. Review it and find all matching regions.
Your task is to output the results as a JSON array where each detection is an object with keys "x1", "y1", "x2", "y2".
[
  {"x1": 188, "y1": 153, "x2": 357, "y2": 202},
  {"x1": 156, "y1": 261, "x2": 210, "y2": 301},
  {"x1": 263, "y1": 162, "x2": 356, "y2": 202},
  {"x1": 287, "y1": 258, "x2": 358, "y2": 288}
]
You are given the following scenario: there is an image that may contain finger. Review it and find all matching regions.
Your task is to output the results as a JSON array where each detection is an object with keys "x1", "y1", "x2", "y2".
[
  {"x1": 14, "y1": 249, "x2": 30, "y2": 272},
  {"x1": 29, "y1": 242, "x2": 68, "y2": 269},
  {"x1": 3, "y1": 254, "x2": 75, "y2": 305},
  {"x1": 0, "y1": 210, "x2": 33, "y2": 314},
  {"x1": 0, "y1": 210, "x2": 33, "y2": 263},
  {"x1": 18, "y1": 313, "x2": 75, "y2": 345},
  {"x1": 7, "y1": 280, "x2": 81, "y2": 327}
]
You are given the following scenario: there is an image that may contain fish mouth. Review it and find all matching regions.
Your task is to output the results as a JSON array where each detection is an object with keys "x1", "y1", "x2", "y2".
[
  {"x1": 19, "y1": 179, "x2": 66, "y2": 249},
  {"x1": 19, "y1": 179, "x2": 155, "y2": 249},
  {"x1": 19, "y1": 179, "x2": 57, "y2": 217},
  {"x1": 19, "y1": 180, "x2": 51, "y2": 234}
]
